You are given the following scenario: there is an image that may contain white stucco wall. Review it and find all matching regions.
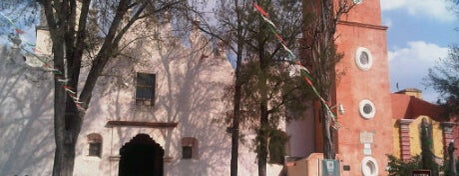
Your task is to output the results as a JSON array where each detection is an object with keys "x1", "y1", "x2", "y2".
[
  {"x1": 286, "y1": 104, "x2": 315, "y2": 158},
  {"x1": 70, "y1": 22, "x2": 285, "y2": 176},
  {"x1": 0, "y1": 20, "x2": 287, "y2": 176},
  {"x1": 0, "y1": 45, "x2": 55, "y2": 176}
]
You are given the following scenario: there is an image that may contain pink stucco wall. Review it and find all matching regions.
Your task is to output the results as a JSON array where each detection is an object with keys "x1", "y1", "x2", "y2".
[{"x1": 334, "y1": 0, "x2": 393, "y2": 175}]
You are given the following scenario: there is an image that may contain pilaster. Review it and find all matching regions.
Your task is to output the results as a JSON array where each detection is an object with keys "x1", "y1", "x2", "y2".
[
  {"x1": 441, "y1": 122, "x2": 456, "y2": 149},
  {"x1": 399, "y1": 119, "x2": 414, "y2": 161}
]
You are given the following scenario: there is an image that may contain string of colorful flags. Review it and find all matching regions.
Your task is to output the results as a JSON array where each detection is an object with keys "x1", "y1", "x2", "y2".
[
  {"x1": 253, "y1": 3, "x2": 338, "y2": 122},
  {"x1": 0, "y1": 12, "x2": 25, "y2": 35},
  {"x1": 0, "y1": 12, "x2": 85, "y2": 111},
  {"x1": 2, "y1": 4, "x2": 338, "y2": 116}
]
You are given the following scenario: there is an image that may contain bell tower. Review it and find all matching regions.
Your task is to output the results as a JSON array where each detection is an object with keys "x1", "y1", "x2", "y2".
[
  {"x1": 334, "y1": 0, "x2": 393, "y2": 175},
  {"x1": 36, "y1": 6, "x2": 52, "y2": 56}
]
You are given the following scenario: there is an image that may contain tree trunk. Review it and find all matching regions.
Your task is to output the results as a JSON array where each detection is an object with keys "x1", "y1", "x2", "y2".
[
  {"x1": 52, "y1": 138, "x2": 77, "y2": 176},
  {"x1": 231, "y1": 44, "x2": 243, "y2": 176},
  {"x1": 50, "y1": 28, "x2": 84, "y2": 175},
  {"x1": 231, "y1": 1, "x2": 244, "y2": 174},
  {"x1": 52, "y1": 81, "x2": 68, "y2": 176},
  {"x1": 230, "y1": 99, "x2": 240, "y2": 176},
  {"x1": 231, "y1": 58, "x2": 242, "y2": 176},
  {"x1": 53, "y1": 94, "x2": 83, "y2": 176},
  {"x1": 258, "y1": 54, "x2": 269, "y2": 176},
  {"x1": 39, "y1": 0, "x2": 152, "y2": 175},
  {"x1": 52, "y1": 90, "x2": 79, "y2": 176},
  {"x1": 322, "y1": 105, "x2": 335, "y2": 159},
  {"x1": 258, "y1": 105, "x2": 268, "y2": 176}
]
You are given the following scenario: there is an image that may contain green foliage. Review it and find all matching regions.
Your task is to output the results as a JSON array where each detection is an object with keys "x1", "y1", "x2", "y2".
[
  {"x1": 218, "y1": 0, "x2": 309, "y2": 140},
  {"x1": 214, "y1": 1, "x2": 307, "y2": 174},
  {"x1": 387, "y1": 155, "x2": 422, "y2": 176},
  {"x1": 238, "y1": 60, "x2": 312, "y2": 125},
  {"x1": 386, "y1": 154, "x2": 459, "y2": 176},
  {"x1": 442, "y1": 156, "x2": 459, "y2": 176},
  {"x1": 426, "y1": 45, "x2": 459, "y2": 114},
  {"x1": 387, "y1": 120, "x2": 441, "y2": 176},
  {"x1": 267, "y1": 129, "x2": 289, "y2": 164},
  {"x1": 420, "y1": 119, "x2": 439, "y2": 175}
]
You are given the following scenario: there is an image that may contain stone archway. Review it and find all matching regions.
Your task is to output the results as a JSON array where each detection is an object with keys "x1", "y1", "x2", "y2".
[{"x1": 119, "y1": 133, "x2": 164, "y2": 176}]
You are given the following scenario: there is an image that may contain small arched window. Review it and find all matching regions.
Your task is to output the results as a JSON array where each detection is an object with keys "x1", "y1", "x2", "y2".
[
  {"x1": 181, "y1": 137, "x2": 198, "y2": 159},
  {"x1": 361, "y1": 156, "x2": 378, "y2": 176},
  {"x1": 87, "y1": 133, "x2": 103, "y2": 157}
]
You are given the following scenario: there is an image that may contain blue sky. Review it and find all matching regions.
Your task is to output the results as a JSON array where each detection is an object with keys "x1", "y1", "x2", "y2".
[{"x1": 381, "y1": 0, "x2": 459, "y2": 102}]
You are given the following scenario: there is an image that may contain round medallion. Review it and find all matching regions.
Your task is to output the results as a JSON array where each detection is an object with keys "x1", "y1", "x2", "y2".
[
  {"x1": 359, "y1": 99, "x2": 376, "y2": 119},
  {"x1": 355, "y1": 47, "x2": 373, "y2": 71}
]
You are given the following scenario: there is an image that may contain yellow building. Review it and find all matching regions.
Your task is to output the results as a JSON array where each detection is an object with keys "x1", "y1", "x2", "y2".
[{"x1": 392, "y1": 89, "x2": 454, "y2": 161}]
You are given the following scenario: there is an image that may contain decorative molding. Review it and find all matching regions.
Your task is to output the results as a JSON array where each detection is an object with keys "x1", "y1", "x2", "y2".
[
  {"x1": 109, "y1": 155, "x2": 120, "y2": 161},
  {"x1": 441, "y1": 122, "x2": 456, "y2": 133},
  {"x1": 164, "y1": 156, "x2": 173, "y2": 163},
  {"x1": 105, "y1": 121, "x2": 178, "y2": 128},
  {"x1": 338, "y1": 21, "x2": 388, "y2": 31},
  {"x1": 398, "y1": 119, "x2": 414, "y2": 125}
]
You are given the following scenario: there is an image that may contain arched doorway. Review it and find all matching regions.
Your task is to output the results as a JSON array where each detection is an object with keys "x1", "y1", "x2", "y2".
[{"x1": 119, "y1": 133, "x2": 164, "y2": 176}]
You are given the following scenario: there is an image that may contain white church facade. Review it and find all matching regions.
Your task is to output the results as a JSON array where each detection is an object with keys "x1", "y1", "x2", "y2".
[{"x1": 0, "y1": 17, "x2": 296, "y2": 176}]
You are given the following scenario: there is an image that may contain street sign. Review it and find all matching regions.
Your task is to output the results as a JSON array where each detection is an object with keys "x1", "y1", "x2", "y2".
[
  {"x1": 322, "y1": 159, "x2": 340, "y2": 176},
  {"x1": 412, "y1": 170, "x2": 431, "y2": 176}
]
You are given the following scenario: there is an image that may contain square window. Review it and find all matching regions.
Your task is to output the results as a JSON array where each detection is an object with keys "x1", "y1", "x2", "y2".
[
  {"x1": 136, "y1": 73, "x2": 155, "y2": 106},
  {"x1": 89, "y1": 142, "x2": 101, "y2": 157},
  {"x1": 182, "y1": 146, "x2": 193, "y2": 159}
]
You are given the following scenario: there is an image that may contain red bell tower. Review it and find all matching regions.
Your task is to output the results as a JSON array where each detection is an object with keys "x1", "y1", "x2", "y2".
[{"x1": 333, "y1": 0, "x2": 393, "y2": 175}]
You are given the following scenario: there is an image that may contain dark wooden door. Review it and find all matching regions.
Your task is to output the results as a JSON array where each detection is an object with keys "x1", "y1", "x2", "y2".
[{"x1": 119, "y1": 134, "x2": 164, "y2": 176}]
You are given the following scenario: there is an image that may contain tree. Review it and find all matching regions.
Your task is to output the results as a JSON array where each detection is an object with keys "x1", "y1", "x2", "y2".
[
  {"x1": 0, "y1": 0, "x2": 38, "y2": 31},
  {"x1": 426, "y1": 45, "x2": 459, "y2": 114},
  {"x1": 420, "y1": 119, "x2": 439, "y2": 175},
  {"x1": 211, "y1": 1, "x2": 248, "y2": 175},
  {"x1": 425, "y1": 0, "x2": 459, "y2": 112},
  {"x1": 34, "y1": 0, "x2": 183, "y2": 175},
  {"x1": 301, "y1": 0, "x2": 355, "y2": 159},
  {"x1": 236, "y1": 1, "x2": 308, "y2": 176},
  {"x1": 425, "y1": 2, "x2": 459, "y2": 174},
  {"x1": 192, "y1": 1, "x2": 308, "y2": 175},
  {"x1": 179, "y1": 0, "x2": 250, "y2": 174}
]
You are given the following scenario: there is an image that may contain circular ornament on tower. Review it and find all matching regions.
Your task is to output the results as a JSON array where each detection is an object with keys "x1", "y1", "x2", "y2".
[
  {"x1": 361, "y1": 156, "x2": 378, "y2": 176},
  {"x1": 355, "y1": 47, "x2": 373, "y2": 71},
  {"x1": 359, "y1": 99, "x2": 376, "y2": 119}
]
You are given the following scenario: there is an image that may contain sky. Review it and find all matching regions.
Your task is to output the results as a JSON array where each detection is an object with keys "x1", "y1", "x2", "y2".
[{"x1": 380, "y1": 0, "x2": 459, "y2": 103}]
